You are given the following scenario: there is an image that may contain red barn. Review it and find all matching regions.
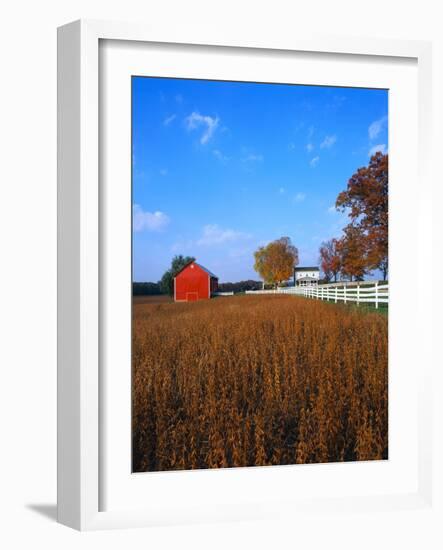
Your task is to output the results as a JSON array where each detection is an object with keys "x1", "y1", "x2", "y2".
[{"x1": 173, "y1": 261, "x2": 218, "y2": 302}]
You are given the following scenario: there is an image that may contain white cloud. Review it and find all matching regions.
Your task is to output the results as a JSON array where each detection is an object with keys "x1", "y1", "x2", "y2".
[
  {"x1": 133, "y1": 204, "x2": 170, "y2": 232},
  {"x1": 310, "y1": 156, "x2": 320, "y2": 167},
  {"x1": 197, "y1": 224, "x2": 250, "y2": 246},
  {"x1": 368, "y1": 115, "x2": 387, "y2": 140},
  {"x1": 369, "y1": 143, "x2": 388, "y2": 156},
  {"x1": 320, "y1": 135, "x2": 337, "y2": 149},
  {"x1": 293, "y1": 192, "x2": 306, "y2": 203},
  {"x1": 279, "y1": 187, "x2": 285, "y2": 194},
  {"x1": 163, "y1": 114, "x2": 176, "y2": 126},
  {"x1": 306, "y1": 143, "x2": 314, "y2": 153},
  {"x1": 243, "y1": 153, "x2": 263, "y2": 163},
  {"x1": 159, "y1": 168, "x2": 168, "y2": 176},
  {"x1": 185, "y1": 111, "x2": 219, "y2": 144},
  {"x1": 213, "y1": 149, "x2": 229, "y2": 162},
  {"x1": 328, "y1": 205, "x2": 337, "y2": 213}
]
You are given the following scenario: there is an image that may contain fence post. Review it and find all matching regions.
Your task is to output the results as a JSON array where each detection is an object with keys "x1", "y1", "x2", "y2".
[
  {"x1": 357, "y1": 284, "x2": 360, "y2": 306},
  {"x1": 375, "y1": 281, "x2": 379, "y2": 309},
  {"x1": 344, "y1": 284, "x2": 347, "y2": 304},
  {"x1": 335, "y1": 286, "x2": 337, "y2": 303}
]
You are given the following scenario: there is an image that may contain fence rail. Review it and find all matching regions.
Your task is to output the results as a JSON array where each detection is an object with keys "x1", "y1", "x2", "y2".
[{"x1": 245, "y1": 281, "x2": 388, "y2": 308}]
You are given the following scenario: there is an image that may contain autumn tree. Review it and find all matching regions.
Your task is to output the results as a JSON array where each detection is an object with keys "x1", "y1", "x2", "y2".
[
  {"x1": 160, "y1": 255, "x2": 196, "y2": 295},
  {"x1": 336, "y1": 152, "x2": 388, "y2": 279},
  {"x1": 319, "y1": 238, "x2": 341, "y2": 282},
  {"x1": 337, "y1": 225, "x2": 368, "y2": 281},
  {"x1": 253, "y1": 237, "x2": 299, "y2": 288}
]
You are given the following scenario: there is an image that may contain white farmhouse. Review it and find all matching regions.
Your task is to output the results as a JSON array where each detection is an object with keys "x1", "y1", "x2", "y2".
[{"x1": 294, "y1": 266, "x2": 320, "y2": 287}]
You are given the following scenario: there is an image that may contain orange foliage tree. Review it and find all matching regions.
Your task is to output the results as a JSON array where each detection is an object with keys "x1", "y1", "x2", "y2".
[
  {"x1": 337, "y1": 225, "x2": 368, "y2": 281},
  {"x1": 254, "y1": 237, "x2": 299, "y2": 287},
  {"x1": 336, "y1": 152, "x2": 388, "y2": 279},
  {"x1": 319, "y1": 238, "x2": 341, "y2": 282}
]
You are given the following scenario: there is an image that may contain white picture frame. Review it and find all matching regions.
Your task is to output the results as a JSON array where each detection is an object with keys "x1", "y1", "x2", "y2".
[{"x1": 57, "y1": 19, "x2": 434, "y2": 531}]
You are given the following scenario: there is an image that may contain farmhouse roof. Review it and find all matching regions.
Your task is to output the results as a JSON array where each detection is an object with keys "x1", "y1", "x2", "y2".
[
  {"x1": 174, "y1": 260, "x2": 218, "y2": 279},
  {"x1": 294, "y1": 266, "x2": 319, "y2": 272}
]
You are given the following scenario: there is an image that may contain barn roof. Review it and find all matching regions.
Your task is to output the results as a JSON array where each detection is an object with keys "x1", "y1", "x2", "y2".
[
  {"x1": 195, "y1": 262, "x2": 218, "y2": 279},
  {"x1": 174, "y1": 260, "x2": 218, "y2": 279}
]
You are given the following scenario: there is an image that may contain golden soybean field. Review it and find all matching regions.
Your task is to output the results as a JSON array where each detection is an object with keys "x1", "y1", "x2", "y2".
[{"x1": 132, "y1": 295, "x2": 388, "y2": 472}]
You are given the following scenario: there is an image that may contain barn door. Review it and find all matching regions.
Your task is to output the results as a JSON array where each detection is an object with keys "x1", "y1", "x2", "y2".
[{"x1": 186, "y1": 292, "x2": 198, "y2": 302}]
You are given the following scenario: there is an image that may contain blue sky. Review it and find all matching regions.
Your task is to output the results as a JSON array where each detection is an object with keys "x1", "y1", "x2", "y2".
[{"x1": 132, "y1": 77, "x2": 388, "y2": 283}]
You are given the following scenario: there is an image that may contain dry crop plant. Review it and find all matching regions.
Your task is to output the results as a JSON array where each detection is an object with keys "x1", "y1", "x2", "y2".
[{"x1": 132, "y1": 295, "x2": 388, "y2": 472}]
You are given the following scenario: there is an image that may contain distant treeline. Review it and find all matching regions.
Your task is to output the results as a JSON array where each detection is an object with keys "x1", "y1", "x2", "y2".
[
  {"x1": 217, "y1": 280, "x2": 263, "y2": 293},
  {"x1": 133, "y1": 282, "x2": 162, "y2": 295},
  {"x1": 133, "y1": 279, "x2": 265, "y2": 295}
]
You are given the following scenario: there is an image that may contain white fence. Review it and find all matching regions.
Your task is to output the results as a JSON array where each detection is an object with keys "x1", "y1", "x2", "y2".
[
  {"x1": 246, "y1": 281, "x2": 388, "y2": 308},
  {"x1": 213, "y1": 291, "x2": 234, "y2": 296}
]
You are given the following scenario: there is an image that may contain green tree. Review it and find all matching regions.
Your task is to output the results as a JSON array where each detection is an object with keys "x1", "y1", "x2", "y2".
[
  {"x1": 253, "y1": 237, "x2": 299, "y2": 288},
  {"x1": 160, "y1": 255, "x2": 196, "y2": 295}
]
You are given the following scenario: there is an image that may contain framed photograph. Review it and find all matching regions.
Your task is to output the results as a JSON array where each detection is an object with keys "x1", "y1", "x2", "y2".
[{"x1": 57, "y1": 19, "x2": 433, "y2": 530}]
